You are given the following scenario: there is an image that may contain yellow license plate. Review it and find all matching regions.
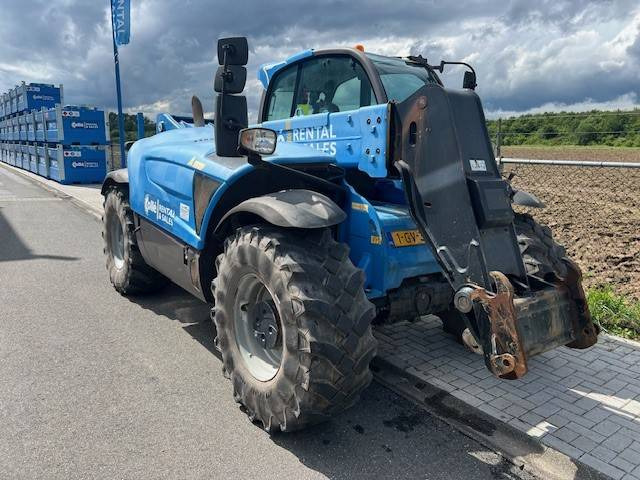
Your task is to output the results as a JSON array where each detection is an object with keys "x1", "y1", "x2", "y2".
[{"x1": 391, "y1": 230, "x2": 425, "y2": 247}]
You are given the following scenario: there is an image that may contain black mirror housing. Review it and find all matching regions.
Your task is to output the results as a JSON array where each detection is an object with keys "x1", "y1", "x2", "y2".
[
  {"x1": 463, "y1": 70, "x2": 477, "y2": 90},
  {"x1": 215, "y1": 94, "x2": 248, "y2": 157},
  {"x1": 214, "y1": 65, "x2": 247, "y2": 94},
  {"x1": 214, "y1": 36, "x2": 249, "y2": 157},
  {"x1": 217, "y1": 37, "x2": 249, "y2": 66}
]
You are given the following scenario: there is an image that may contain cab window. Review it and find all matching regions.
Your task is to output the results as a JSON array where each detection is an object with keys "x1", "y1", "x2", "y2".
[
  {"x1": 264, "y1": 66, "x2": 297, "y2": 122},
  {"x1": 366, "y1": 53, "x2": 439, "y2": 102},
  {"x1": 295, "y1": 56, "x2": 374, "y2": 116}
]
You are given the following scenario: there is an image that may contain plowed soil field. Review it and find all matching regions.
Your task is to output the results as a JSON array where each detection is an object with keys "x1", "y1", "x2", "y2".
[{"x1": 501, "y1": 146, "x2": 640, "y2": 300}]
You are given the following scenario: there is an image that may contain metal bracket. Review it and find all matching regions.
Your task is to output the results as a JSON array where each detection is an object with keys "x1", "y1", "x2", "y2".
[{"x1": 470, "y1": 271, "x2": 528, "y2": 379}]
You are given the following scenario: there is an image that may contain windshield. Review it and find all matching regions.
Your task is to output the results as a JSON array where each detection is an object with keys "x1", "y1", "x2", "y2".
[{"x1": 367, "y1": 53, "x2": 440, "y2": 102}]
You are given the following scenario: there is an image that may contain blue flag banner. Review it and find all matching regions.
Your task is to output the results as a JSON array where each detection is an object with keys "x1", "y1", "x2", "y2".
[{"x1": 111, "y1": 0, "x2": 131, "y2": 46}]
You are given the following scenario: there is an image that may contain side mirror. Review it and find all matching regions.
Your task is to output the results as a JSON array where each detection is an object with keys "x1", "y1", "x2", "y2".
[
  {"x1": 214, "y1": 65, "x2": 247, "y2": 94},
  {"x1": 238, "y1": 128, "x2": 277, "y2": 157},
  {"x1": 215, "y1": 37, "x2": 249, "y2": 157},
  {"x1": 463, "y1": 70, "x2": 477, "y2": 90},
  {"x1": 217, "y1": 37, "x2": 248, "y2": 65}
]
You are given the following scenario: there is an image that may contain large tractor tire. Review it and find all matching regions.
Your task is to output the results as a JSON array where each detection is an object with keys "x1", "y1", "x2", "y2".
[
  {"x1": 102, "y1": 187, "x2": 167, "y2": 294},
  {"x1": 212, "y1": 225, "x2": 377, "y2": 432},
  {"x1": 439, "y1": 213, "x2": 568, "y2": 343},
  {"x1": 515, "y1": 212, "x2": 568, "y2": 280}
]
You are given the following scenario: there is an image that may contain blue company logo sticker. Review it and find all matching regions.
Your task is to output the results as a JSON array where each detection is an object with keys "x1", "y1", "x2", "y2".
[
  {"x1": 71, "y1": 121, "x2": 99, "y2": 129},
  {"x1": 277, "y1": 125, "x2": 337, "y2": 155},
  {"x1": 144, "y1": 194, "x2": 175, "y2": 227},
  {"x1": 71, "y1": 161, "x2": 99, "y2": 168}
]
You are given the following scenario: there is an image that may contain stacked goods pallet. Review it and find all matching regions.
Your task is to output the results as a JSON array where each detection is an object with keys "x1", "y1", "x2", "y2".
[
  {"x1": 0, "y1": 82, "x2": 110, "y2": 184},
  {"x1": 40, "y1": 105, "x2": 110, "y2": 183},
  {"x1": 0, "y1": 82, "x2": 63, "y2": 174}
]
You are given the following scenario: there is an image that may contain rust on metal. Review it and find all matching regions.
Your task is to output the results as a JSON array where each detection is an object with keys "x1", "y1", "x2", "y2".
[
  {"x1": 470, "y1": 271, "x2": 528, "y2": 379},
  {"x1": 563, "y1": 259, "x2": 599, "y2": 349}
]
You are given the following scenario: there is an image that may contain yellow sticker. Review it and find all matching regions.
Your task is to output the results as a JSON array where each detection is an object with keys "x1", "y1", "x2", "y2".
[
  {"x1": 351, "y1": 202, "x2": 369, "y2": 212},
  {"x1": 188, "y1": 157, "x2": 206, "y2": 170},
  {"x1": 370, "y1": 235, "x2": 382, "y2": 245}
]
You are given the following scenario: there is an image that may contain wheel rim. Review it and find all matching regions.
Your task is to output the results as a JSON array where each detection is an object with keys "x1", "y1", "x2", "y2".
[
  {"x1": 108, "y1": 212, "x2": 125, "y2": 270},
  {"x1": 233, "y1": 274, "x2": 283, "y2": 382}
]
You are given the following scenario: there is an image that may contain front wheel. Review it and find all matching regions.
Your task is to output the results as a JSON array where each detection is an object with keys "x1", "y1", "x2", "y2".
[
  {"x1": 102, "y1": 187, "x2": 166, "y2": 294},
  {"x1": 212, "y1": 226, "x2": 377, "y2": 432}
]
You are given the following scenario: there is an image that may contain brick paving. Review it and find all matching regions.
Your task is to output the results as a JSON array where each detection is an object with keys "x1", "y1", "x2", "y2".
[{"x1": 375, "y1": 317, "x2": 640, "y2": 480}]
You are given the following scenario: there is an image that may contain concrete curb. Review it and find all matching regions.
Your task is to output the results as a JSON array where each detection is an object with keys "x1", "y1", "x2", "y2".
[
  {"x1": 0, "y1": 163, "x2": 102, "y2": 221},
  {"x1": 371, "y1": 357, "x2": 610, "y2": 480}
]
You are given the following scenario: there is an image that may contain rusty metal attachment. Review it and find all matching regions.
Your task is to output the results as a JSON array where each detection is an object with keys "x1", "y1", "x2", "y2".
[
  {"x1": 470, "y1": 271, "x2": 528, "y2": 379},
  {"x1": 563, "y1": 259, "x2": 599, "y2": 349}
]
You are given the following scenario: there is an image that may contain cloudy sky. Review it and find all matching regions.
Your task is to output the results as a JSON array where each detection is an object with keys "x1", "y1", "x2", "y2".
[{"x1": 1, "y1": 0, "x2": 639, "y2": 121}]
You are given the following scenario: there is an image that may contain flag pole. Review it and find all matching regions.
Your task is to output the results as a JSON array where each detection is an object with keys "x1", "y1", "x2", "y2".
[{"x1": 110, "y1": 1, "x2": 127, "y2": 168}]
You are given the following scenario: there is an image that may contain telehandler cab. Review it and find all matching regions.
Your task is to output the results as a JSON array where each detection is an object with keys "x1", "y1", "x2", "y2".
[{"x1": 102, "y1": 37, "x2": 598, "y2": 431}]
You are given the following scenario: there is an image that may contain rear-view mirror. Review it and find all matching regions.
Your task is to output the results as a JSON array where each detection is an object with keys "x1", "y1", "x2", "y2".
[
  {"x1": 463, "y1": 70, "x2": 477, "y2": 90},
  {"x1": 217, "y1": 37, "x2": 249, "y2": 66},
  {"x1": 214, "y1": 65, "x2": 247, "y2": 94}
]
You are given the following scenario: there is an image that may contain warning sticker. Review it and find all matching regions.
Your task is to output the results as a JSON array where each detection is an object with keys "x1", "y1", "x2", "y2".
[
  {"x1": 469, "y1": 158, "x2": 487, "y2": 172},
  {"x1": 180, "y1": 203, "x2": 190, "y2": 221}
]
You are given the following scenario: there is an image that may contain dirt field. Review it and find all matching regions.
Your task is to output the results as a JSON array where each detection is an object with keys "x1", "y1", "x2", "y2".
[
  {"x1": 501, "y1": 146, "x2": 640, "y2": 300},
  {"x1": 502, "y1": 145, "x2": 640, "y2": 163}
]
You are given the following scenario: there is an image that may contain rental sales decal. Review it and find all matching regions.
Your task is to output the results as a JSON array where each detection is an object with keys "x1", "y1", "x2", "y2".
[
  {"x1": 277, "y1": 125, "x2": 337, "y2": 155},
  {"x1": 144, "y1": 194, "x2": 175, "y2": 227}
]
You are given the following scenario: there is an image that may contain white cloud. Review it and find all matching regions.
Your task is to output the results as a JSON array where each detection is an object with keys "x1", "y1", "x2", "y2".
[{"x1": 485, "y1": 93, "x2": 640, "y2": 119}]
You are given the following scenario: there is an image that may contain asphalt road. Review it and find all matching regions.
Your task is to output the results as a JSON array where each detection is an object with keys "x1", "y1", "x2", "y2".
[{"x1": 0, "y1": 165, "x2": 538, "y2": 480}]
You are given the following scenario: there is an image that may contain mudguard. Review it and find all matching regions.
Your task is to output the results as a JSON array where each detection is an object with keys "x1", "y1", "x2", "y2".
[
  {"x1": 101, "y1": 168, "x2": 129, "y2": 195},
  {"x1": 215, "y1": 189, "x2": 346, "y2": 232}
]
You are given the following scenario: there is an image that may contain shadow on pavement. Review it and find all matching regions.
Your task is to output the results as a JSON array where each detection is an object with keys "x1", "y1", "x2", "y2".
[
  {"x1": 123, "y1": 284, "x2": 551, "y2": 480},
  {"x1": 0, "y1": 209, "x2": 79, "y2": 263},
  {"x1": 125, "y1": 284, "x2": 221, "y2": 361}
]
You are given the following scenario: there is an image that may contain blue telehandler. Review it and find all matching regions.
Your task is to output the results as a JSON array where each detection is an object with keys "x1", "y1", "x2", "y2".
[{"x1": 101, "y1": 37, "x2": 598, "y2": 432}]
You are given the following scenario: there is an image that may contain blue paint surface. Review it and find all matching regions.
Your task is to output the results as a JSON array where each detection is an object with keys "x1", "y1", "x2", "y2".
[{"x1": 127, "y1": 51, "x2": 444, "y2": 301}]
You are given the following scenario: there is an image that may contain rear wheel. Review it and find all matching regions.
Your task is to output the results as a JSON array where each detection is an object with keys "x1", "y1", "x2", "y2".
[
  {"x1": 212, "y1": 225, "x2": 377, "y2": 432},
  {"x1": 102, "y1": 187, "x2": 167, "y2": 294},
  {"x1": 515, "y1": 212, "x2": 567, "y2": 280}
]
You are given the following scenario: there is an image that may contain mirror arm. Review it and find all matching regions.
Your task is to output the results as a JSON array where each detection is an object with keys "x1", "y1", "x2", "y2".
[{"x1": 432, "y1": 60, "x2": 477, "y2": 77}]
